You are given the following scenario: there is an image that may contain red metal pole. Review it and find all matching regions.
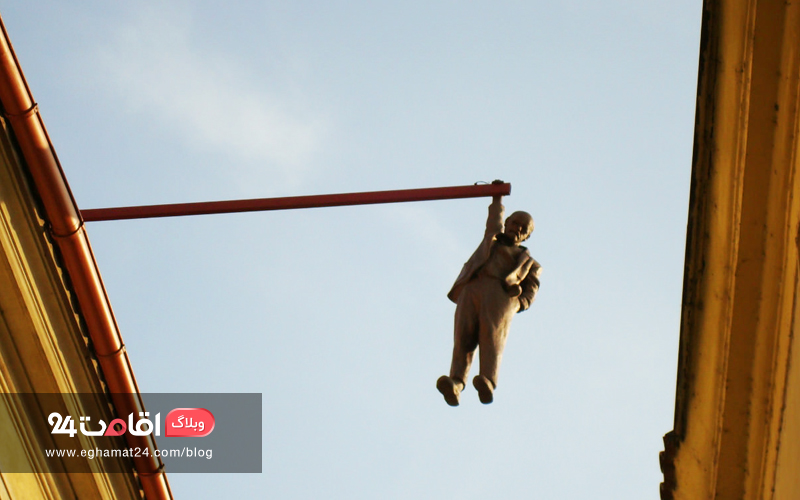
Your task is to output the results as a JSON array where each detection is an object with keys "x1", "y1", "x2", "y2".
[{"x1": 81, "y1": 182, "x2": 511, "y2": 222}]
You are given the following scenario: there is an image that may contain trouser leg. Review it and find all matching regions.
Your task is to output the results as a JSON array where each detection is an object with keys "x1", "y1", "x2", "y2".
[
  {"x1": 449, "y1": 288, "x2": 479, "y2": 388},
  {"x1": 476, "y1": 280, "x2": 516, "y2": 388}
]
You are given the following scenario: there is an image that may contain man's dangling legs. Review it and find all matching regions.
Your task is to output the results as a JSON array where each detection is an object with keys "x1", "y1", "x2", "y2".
[
  {"x1": 437, "y1": 285, "x2": 480, "y2": 406},
  {"x1": 473, "y1": 279, "x2": 517, "y2": 404}
]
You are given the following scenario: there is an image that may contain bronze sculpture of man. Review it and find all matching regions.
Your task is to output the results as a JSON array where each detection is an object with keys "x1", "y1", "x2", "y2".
[{"x1": 437, "y1": 186, "x2": 541, "y2": 406}]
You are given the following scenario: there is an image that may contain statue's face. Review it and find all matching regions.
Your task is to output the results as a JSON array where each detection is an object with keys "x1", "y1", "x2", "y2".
[{"x1": 504, "y1": 212, "x2": 533, "y2": 244}]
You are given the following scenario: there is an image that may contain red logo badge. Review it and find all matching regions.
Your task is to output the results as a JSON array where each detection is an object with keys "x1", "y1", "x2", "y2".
[{"x1": 164, "y1": 408, "x2": 215, "y2": 437}]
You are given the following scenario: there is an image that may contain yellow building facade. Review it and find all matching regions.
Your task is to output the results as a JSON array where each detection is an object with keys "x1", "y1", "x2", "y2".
[{"x1": 661, "y1": 0, "x2": 800, "y2": 498}]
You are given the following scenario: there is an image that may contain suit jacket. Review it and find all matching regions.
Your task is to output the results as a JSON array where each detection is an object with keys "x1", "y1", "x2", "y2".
[{"x1": 447, "y1": 198, "x2": 541, "y2": 312}]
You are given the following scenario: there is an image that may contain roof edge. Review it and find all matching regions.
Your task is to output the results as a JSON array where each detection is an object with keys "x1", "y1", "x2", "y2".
[{"x1": 0, "y1": 14, "x2": 172, "y2": 500}]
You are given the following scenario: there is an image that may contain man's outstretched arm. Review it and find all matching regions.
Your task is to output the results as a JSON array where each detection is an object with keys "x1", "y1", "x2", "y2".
[{"x1": 485, "y1": 195, "x2": 505, "y2": 240}]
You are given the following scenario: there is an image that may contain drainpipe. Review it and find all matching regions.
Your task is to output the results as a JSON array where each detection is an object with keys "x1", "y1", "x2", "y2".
[{"x1": 0, "y1": 15, "x2": 172, "y2": 500}]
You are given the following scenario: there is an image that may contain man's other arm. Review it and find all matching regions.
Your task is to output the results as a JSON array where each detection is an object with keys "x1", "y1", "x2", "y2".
[{"x1": 517, "y1": 259, "x2": 541, "y2": 313}]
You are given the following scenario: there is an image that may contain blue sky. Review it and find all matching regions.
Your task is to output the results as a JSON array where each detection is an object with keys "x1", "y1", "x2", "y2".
[{"x1": 2, "y1": 1, "x2": 701, "y2": 498}]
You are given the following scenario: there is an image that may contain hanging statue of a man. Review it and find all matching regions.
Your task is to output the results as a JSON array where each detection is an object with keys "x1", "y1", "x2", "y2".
[{"x1": 437, "y1": 182, "x2": 541, "y2": 406}]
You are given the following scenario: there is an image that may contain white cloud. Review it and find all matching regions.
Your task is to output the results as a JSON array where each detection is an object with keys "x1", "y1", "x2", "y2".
[{"x1": 91, "y1": 4, "x2": 323, "y2": 185}]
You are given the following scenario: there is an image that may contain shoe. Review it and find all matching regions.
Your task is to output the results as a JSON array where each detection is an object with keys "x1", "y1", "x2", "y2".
[
  {"x1": 473, "y1": 375, "x2": 494, "y2": 404},
  {"x1": 436, "y1": 376, "x2": 461, "y2": 407}
]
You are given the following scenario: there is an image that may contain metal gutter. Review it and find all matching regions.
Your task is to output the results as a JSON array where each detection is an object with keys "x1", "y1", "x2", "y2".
[{"x1": 0, "y1": 14, "x2": 172, "y2": 500}]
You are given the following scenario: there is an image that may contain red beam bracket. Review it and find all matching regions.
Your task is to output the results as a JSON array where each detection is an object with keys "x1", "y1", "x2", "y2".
[{"x1": 81, "y1": 182, "x2": 512, "y2": 222}]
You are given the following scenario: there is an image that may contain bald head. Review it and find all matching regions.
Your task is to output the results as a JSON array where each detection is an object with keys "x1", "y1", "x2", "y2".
[{"x1": 504, "y1": 211, "x2": 534, "y2": 244}]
